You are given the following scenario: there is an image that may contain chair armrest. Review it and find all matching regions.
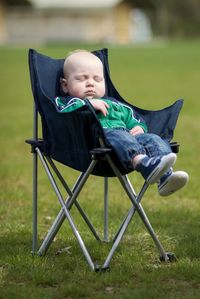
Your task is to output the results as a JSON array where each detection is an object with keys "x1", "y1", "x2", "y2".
[
  {"x1": 25, "y1": 138, "x2": 44, "y2": 153},
  {"x1": 170, "y1": 141, "x2": 180, "y2": 153}
]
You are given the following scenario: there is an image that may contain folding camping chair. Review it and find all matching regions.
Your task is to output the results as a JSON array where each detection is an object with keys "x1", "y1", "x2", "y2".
[{"x1": 26, "y1": 48, "x2": 183, "y2": 271}]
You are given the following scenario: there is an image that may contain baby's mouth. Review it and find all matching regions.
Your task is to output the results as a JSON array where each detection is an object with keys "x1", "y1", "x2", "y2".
[{"x1": 86, "y1": 90, "x2": 95, "y2": 96}]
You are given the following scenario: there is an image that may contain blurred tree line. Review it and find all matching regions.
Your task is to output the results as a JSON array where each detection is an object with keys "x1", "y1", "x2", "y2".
[
  {"x1": 4, "y1": 0, "x2": 30, "y2": 5},
  {"x1": 4, "y1": 0, "x2": 200, "y2": 38},
  {"x1": 128, "y1": 0, "x2": 200, "y2": 38}
]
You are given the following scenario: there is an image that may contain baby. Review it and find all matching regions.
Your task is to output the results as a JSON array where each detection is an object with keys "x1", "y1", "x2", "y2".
[{"x1": 54, "y1": 50, "x2": 188, "y2": 196}]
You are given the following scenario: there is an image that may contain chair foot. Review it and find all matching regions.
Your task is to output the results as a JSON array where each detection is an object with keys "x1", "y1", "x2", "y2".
[
  {"x1": 31, "y1": 251, "x2": 36, "y2": 256},
  {"x1": 96, "y1": 239, "x2": 110, "y2": 245},
  {"x1": 94, "y1": 264, "x2": 101, "y2": 272},
  {"x1": 159, "y1": 252, "x2": 177, "y2": 263},
  {"x1": 95, "y1": 265, "x2": 110, "y2": 273}
]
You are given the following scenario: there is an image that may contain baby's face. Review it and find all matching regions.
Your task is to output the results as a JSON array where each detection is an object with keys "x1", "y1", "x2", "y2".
[{"x1": 62, "y1": 52, "x2": 105, "y2": 99}]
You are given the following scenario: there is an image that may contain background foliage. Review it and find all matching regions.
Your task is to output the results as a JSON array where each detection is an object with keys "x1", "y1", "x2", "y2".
[{"x1": 129, "y1": 0, "x2": 200, "y2": 38}]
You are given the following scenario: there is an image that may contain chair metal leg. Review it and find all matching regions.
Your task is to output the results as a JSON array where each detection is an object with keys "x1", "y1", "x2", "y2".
[
  {"x1": 38, "y1": 206, "x2": 66, "y2": 256},
  {"x1": 32, "y1": 151, "x2": 38, "y2": 254},
  {"x1": 102, "y1": 179, "x2": 148, "y2": 269},
  {"x1": 124, "y1": 176, "x2": 168, "y2": 260},
  {"x1": 112, "y1": 175, "x2": 137, "y2": 242},
  {"x1": 37, "y1": 154, "x2": 101, "y2": 256},
  {"x1": 34, "y1": 148, "x2": 102, "y2": 265},
  {"x1": 104, "y1": 177, "x2": 109, "y2": 242},
  {"x1": 46, "y1": 157, "x2": 101, "y2": 241},
  {"x1": 102, "y1": 204, "x2": 137, "y2": 269},
  {"x1": 32, "y1": 103, "x2": 38, "y2": 254},
  {"x1": 137, "y1": 203, "x2": 168, "y2": 260},
  {"x1": 46, "y1": 157, "x2": 72, "y2": 196},
  {"x1": 101, "y1": 154, "x2": 168, "y2": 269},
  {"x1": 37, "y1": 148, "x2": 98, "y2": 270},
  {"x1": 73, "y1": 200, "x2": 101, "y2": 241}
]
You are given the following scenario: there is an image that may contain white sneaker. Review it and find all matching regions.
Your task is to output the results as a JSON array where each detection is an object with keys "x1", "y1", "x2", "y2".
[{"x1": 158, "y1": 170, "x2": 189, "y2": 197}]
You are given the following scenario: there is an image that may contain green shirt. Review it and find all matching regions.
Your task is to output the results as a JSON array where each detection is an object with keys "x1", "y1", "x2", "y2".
[{"x1": 54, "y1": 97, "x2": 147, "y2": 133}]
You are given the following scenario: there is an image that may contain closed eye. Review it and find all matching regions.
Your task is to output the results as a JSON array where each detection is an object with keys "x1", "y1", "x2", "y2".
[
  {"x1": 75, "y1": 75, "x2": 86, "y2": 81},
  {"x1": 94, "y1": 76, "x2": 103, "y2": 82},
  {"x1": 75, "y1": 75, "x2": 103, "y2": 82}
]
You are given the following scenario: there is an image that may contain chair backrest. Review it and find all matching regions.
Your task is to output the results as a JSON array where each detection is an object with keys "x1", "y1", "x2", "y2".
[
  {"x1": 29, "y1": 48, "x2": 123, "y2": 176},
  {"x1": 28, "y1": 48, "x2": 183, "y2": 176}
]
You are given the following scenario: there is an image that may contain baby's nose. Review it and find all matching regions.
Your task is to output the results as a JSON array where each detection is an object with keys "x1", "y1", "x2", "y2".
[{"x1": 86, "y1": 78, "x2": 94, "y2": 86}]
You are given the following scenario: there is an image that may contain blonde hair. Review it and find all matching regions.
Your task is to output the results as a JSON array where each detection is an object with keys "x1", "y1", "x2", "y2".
[
  {"x1": 67, "y1": 49, "x2": 91, "y2": 56},
  {"x1": 63, "y1": 49, "x2": 101, "y2": 78}
]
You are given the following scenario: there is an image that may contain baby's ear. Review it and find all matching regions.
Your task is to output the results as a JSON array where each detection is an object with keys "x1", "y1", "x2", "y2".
[{"x1": 60, "y1": 77, "x2": 68, "y2": 94}]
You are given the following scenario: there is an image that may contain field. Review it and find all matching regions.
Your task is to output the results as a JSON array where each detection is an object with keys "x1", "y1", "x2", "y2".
[{"x1": 0, "y1": 40, "x2": 200, "y2": 299}]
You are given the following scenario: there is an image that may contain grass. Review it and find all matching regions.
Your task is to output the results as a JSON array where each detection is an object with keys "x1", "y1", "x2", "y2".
[{"x1": 0, "y1": 40, "x2": 200, "y2": 299}]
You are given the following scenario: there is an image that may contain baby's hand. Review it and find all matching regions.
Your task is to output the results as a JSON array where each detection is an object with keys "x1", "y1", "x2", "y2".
[
  {"x1": 90, "y1": 99, "x2": 109, "y2": 117},
  {"x1": 129, "y1": 126, "x2": 144, "y2": 136}
]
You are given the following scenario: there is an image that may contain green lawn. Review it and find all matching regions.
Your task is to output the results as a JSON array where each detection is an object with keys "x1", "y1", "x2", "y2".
[{"x1": 0, "y1": 40, "x2": 200, "y2": 299}]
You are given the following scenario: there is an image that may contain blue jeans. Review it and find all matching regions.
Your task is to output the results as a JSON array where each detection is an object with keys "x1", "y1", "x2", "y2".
[{"x1": 104, "y1": 128, "x2": 172, "y2": 171}]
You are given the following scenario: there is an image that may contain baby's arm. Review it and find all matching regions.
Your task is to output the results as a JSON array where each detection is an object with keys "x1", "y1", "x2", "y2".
[
  {"x1": 89, "y1": 99, "x2": 109, "y2": 116},
  {"x1": 129, "y1": 126, "x2": 145, "y2": 136}
]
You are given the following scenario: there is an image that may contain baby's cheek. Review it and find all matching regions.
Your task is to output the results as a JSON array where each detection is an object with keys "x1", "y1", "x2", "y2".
[{"x1": 74, "y1": 87, "x2": 84, "y2": 98}]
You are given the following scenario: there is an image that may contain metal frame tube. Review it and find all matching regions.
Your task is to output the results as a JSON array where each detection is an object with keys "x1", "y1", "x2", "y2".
[
  {"x1": 102, "y1": 154, "x2": 167, "y2": 269},
  {"x1": 46, "y1": 157, "x2": 100, "y2": 240},
  {"x1": 32, "y1": 102, "x2": 38, "y2": 254},
  {"x1": 37, "y1": 148, "x2": 97, "y2": 270},
  {"x1": 32, "y1": 151, "x2": 38, "y2": 253},
  {"x1": 104, "y1": 177, "x2": 109, "y2": 242},
  {"x1": 38, "y1": 171, "x2": 84, "y2": 255},
  {"x1": 46, "y1": 157, "x2": 72, "y2": 196}
]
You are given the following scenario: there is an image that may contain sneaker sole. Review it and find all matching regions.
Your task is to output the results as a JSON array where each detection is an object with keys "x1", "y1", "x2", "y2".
[
  {"x1": 159, "y1": 171, "x2": 189, "y2": 196},
  {"x1": 147, "y1": 153, "x2": 177, "y2": 184}
]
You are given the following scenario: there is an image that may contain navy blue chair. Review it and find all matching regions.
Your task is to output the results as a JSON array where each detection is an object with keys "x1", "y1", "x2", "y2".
[{"x1": 26, "y1": 48, "x2": 183, "y2": 271}]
